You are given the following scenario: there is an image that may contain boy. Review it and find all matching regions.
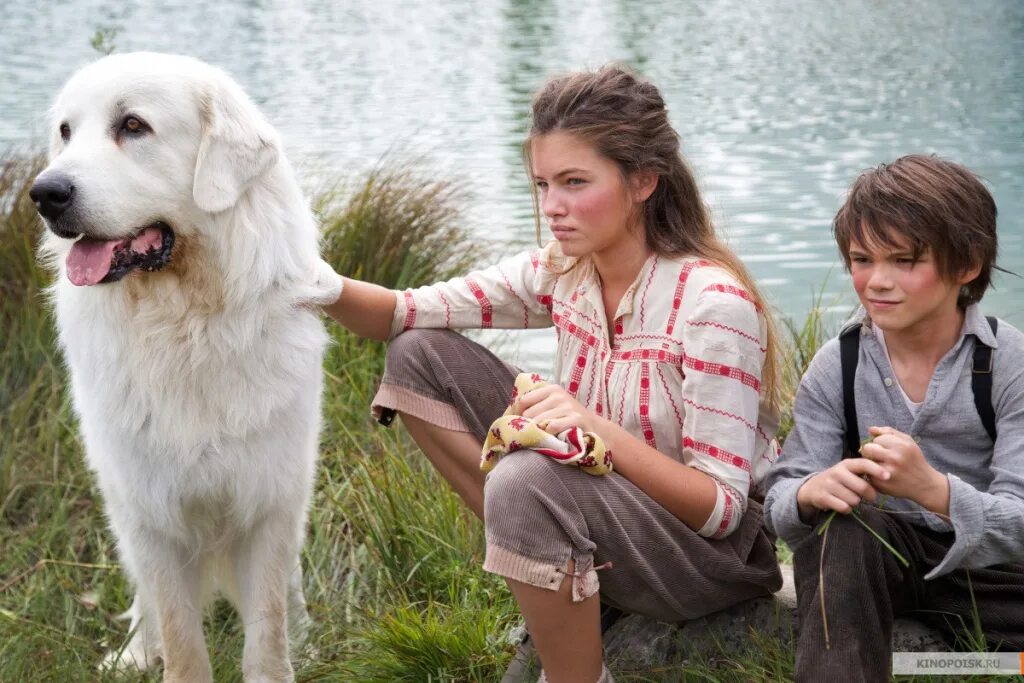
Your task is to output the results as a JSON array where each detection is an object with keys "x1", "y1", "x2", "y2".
[{"x1": 764, "y1": 155, "x2": 1024, "y2": 682}]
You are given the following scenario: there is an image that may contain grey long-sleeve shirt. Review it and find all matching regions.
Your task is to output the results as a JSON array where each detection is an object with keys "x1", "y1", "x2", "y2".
[{"x1": 764, "y1": 304, "x2": 1024, "y2": 579}]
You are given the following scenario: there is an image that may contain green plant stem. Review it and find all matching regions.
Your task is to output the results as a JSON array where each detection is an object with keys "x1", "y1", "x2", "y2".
[{"x1": 849, "y1": 508, "x2": 910, "y2": 567}]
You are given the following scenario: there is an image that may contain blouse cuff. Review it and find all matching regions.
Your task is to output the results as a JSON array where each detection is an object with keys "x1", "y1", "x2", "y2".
[{"x1": 388, "y1": 289, "x2": 413, "y2": 339}]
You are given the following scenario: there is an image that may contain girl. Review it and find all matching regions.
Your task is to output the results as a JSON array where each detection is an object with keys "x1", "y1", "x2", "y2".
[{"x1": 323, "y1": 65, "x2": 783, "y2": 683}]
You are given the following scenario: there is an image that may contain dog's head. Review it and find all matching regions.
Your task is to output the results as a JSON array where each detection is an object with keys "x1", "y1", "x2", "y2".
[{"x1": 33, "y1": 52, "x2": 280, "y2": 286}]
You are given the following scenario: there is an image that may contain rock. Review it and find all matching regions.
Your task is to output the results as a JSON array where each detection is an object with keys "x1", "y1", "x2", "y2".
[
  {"x1": 602, "y1": 565, "x2": 948, "y2": 669},
  {"x1": 890, "y1": 618, "x2": 950, "y2": 652},
  {"x1": 603, "y1": 594, "x2": 792, "y2": 671},
  {"x1": 501, "y1": 564, "x2": 950, "y2": 682}
]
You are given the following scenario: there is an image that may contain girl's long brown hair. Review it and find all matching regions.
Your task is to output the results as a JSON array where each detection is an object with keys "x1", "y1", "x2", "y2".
[{"x1": 525, "y1": 65, "x2": 781, "y2": 411}]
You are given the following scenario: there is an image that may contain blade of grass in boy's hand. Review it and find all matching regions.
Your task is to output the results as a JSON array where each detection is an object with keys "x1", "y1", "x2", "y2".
[
  {"x1": 850, "y1": 508, "x2": 910, "y2": 567},
  {"x1": 815, "y1": 505, "x2": 908, "y2": 566},
  {"x1": 819, "y1": 432, "x2": 909, "y2": 565},
  {"x1": 816, "y1": 510, "x2": 838, "y2": 536},
  {"x1": 816, "y1": 438, "x2": 873, "y2": 536}
]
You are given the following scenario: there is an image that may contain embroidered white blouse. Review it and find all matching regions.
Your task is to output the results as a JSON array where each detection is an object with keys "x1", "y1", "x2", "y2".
[{"x1": 389, "y1": 243, "x2": 780, "y2": 539}]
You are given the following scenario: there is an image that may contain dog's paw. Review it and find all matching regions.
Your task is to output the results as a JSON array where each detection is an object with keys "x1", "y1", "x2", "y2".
[
  {"x1": 99, "y1": 639, "x2": 161, "y2": 675},
  {"x1": 296, "y1": 258, "x2": 343, "y2": 308}
]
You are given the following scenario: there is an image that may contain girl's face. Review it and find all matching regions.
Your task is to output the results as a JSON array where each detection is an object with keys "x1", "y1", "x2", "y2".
[{"x1": 530, "y1": 131, "x2": 653, "y2": 261}]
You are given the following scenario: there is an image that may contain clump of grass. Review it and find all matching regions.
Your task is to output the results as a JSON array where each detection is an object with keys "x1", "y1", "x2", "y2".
[
  {"x1": 0, "y1": 154, "x2": 54, "y2": 408},
  {"x1": 0, "y1": 155, "x2": 49, "y2": 301},
  {"x1": 776, "y1": 285, "x2": 836, "y2": 442},
  {"x1": 338, "y1": 601, "x2": 517, "y2": 682},
  {"x1": 0, "y1": 154, "x2": 77, "y2": 538},
  {"x1": 317, "y1": 158, "x2": 482, "y2": 290},
  {"x1": 308, "y1": 330, "x2": 517, "y2": 677}
]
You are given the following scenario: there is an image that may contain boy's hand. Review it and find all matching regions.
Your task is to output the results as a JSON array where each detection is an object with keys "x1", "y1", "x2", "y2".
[
  {"x1": 796, "y1": 458, "x2": 891, "y2": 523},
  {"x1": 860, "y1": 426, "x2": 950, "y2": 515}
]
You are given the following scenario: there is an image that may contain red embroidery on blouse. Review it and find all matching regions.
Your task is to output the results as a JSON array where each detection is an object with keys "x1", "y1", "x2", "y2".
[
  {"x1": 701, "y1": 283, "x2": 761, "y2": 312},
  {"x1": 683, "y1": 356, "x2": 761, "y2": 392},
  {"x1": 617, "y1": 362, "x2": 633, "y2": 425},
  {"x1": 715, "y1": 494, "x2": 735, "y2": 538},
  {"x1": 403, "y1": 290, "x2": 417, "y2": 330},
  {"x1": 438, "y1": 290, "x2": 452, "y2": 328},
  {"x1": 686, "y1": 319, "x2": 767, "y2": 352},
  {"x1": 639, "y1": 364, "x2": 656, "y2": 447},
  {"x1": 497, "y1": 265, "x2": 531, "y2": 328},
  {"x1": 682, "y1": 398, "x2": 757, "y2": 432},
  {"x1": 639, "y1": 255, "x2": 659, "y2": 328},
  {"x1": 465, "y1": 277, "x2": 493, "y2": 328},
  {"x1": 612, "y1": 347, "x2": 681, "y2": 365},
  {"x1": 682, "y1": 436, "x2": 751, "y2": 472},
  {"x1": 656, "y1": 364, "x2": 684, "y2": 427},
  {"x1": 665, "y1": 260, "x2": 712, "y2": 335}
]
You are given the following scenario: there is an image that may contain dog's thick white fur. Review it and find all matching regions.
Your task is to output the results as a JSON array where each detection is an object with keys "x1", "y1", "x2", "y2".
[{"x1": 36, "y1": 53, "x2": 342, "y2": 682}]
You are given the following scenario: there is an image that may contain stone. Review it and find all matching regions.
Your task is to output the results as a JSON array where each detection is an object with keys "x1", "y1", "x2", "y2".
[{"x1": 501, "y1": 564, "x2": 950, "y2": 682}]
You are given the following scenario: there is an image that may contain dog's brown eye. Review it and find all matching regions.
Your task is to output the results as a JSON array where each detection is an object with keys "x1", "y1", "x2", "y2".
[
  {"x1": 120, "y1": 116, "x2": 150, "y2": 136},
  {"x1": 59, "y1": 123, "x2": 70, "y2": 141}
]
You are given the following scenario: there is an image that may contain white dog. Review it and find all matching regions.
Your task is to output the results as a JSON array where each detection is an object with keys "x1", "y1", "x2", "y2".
[{"x1": 32, "y1": 53, "x2": 342, "y2": 683}]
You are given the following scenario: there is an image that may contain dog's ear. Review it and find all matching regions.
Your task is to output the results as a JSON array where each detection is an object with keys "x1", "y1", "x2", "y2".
[{"x1": 193, "y1": 77, "x2": 280, "y2": 213}]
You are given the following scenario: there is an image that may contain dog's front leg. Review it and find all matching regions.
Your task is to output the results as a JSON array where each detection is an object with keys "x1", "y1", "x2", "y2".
[
  {"x1": 286, "y1": 557, "x2": 312, "y2": 650},
  {"x1": 234, "y1": 514, "x2": 302, "y2": 683},
  {"x1": 100, "y1": 591, "x2": 163, "y2": 673},
  {"x1": 133, "y1": 537, "x2": 212, "y2": 683}
]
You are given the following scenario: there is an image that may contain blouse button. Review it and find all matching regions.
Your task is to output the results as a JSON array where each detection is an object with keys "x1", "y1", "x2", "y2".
[{"x1": 883, "y1": 377, "x2": 893, "y2": 387}]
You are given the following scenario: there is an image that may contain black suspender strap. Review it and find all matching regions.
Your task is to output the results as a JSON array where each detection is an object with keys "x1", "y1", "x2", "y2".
[
  {"x1": 840, "y1": 325, "x2": 861, "y2": 459},
  {"x1": 971, "y1": 316, "x2": 998, "y2": 442},
  {"x1": 840, "y1": 316, "x2": 998, "y2": 458}
]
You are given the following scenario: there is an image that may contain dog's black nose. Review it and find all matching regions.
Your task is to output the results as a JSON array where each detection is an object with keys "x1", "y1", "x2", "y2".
[{"x1": 29, "y1": 174, "x2": 75, "y2": 221}]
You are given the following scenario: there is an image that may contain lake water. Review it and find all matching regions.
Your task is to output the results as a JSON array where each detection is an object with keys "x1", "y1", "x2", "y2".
[{"x1": 3, "y1": 0, "x2": 1022, "y2": 370}]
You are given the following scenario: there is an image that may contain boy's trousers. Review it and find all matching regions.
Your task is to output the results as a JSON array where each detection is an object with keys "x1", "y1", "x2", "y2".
[{"x1": 792, "y1": 504, "x2": 1024, "y2": 682}]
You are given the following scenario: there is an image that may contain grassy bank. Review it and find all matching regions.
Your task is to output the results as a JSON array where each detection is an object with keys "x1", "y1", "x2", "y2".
[{"x1": 1, "y1": 153, "x2": 828, "y2": 682}]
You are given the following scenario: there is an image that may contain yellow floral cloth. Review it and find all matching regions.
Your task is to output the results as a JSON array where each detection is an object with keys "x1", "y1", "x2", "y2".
[{"x1": 481, "y1": 373, "x2": 613, "y2": 476}]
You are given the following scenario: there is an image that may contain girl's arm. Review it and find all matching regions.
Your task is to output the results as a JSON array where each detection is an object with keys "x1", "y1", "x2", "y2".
[
  {"x1": 322, "y1": 277, "x2": 398, "y2": 341},
  {"x1": 518, "y1": 386, "x2": 718, "y2": 531},
  {"x1": 322, "y1": 247, "x2": 554, "y2": 341},
  {"x1": 598, "y1": 420, "x2": 719, "y2": 530}
]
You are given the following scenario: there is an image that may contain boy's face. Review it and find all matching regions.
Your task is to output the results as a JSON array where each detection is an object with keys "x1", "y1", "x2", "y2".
[{"x1": 848, "y1": 228, "x2": 980, "y2": 336}]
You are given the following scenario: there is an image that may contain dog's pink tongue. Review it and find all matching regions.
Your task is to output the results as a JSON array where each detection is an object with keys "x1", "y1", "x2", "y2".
[{"x1": 66, "y1": 238, "x2": 120, "y2": 286}]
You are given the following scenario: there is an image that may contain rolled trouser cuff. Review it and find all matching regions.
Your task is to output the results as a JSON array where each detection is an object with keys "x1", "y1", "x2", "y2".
[
  {"x1": 371, "y1": 383, "x2": 470, "y2": 432},
  {"x1": 484, "y1": 542, "x2": 600, "y2": 603}
]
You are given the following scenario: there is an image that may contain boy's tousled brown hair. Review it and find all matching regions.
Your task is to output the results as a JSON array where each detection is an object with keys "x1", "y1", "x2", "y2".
[
  {"x1": 524, "y1": 64, "x2": 781, "y2": 410},
  {"x1": 833, "y1": 154, "x2": 999, "y2": 307}
]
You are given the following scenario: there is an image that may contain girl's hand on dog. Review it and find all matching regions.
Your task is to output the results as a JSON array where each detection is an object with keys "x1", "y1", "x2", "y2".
[
  {"x1": 861, "y1": 425, "x2": 950, "y2": 515},
  {"x1": 796, "y1": 458, "x2": 890, "y2": 523},
  {"x1": 514, "y1": 383, "x2": 601, "y2": 435}
]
